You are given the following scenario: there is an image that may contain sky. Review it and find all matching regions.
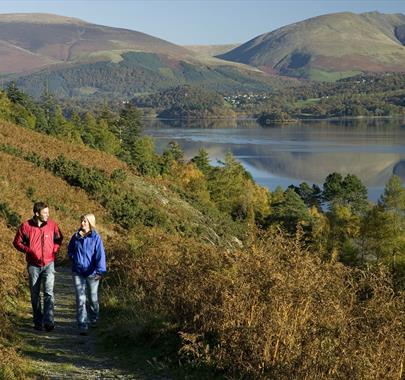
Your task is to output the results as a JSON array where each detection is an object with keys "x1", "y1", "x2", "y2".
[{"x1": 1, "y1": 0, "x2": 404, "y2": 45}]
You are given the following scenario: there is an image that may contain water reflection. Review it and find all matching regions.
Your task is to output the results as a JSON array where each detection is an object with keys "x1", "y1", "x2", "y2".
[{"x1": 143, "y1": 118, "x2": 405, "y2": 201}]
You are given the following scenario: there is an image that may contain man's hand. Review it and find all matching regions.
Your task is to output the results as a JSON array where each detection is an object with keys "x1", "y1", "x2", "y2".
[{"x1": 94, "y1": 274, "x2": 102, "y2": 281}]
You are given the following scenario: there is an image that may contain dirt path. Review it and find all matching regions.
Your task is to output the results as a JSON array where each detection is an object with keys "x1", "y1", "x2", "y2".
[{"x1": 17, "y1": 266, "x2": 158, "y2": 380}]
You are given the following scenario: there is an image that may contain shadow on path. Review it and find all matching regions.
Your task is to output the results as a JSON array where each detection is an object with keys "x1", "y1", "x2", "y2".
[{"x1": 18, "y1": 266, "x2": 143, "y2": 379}]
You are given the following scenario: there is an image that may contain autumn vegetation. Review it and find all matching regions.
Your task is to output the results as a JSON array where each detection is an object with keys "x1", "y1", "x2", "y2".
[{"x1": 0, "y1": 85, "x2": 404, "y2": 379}]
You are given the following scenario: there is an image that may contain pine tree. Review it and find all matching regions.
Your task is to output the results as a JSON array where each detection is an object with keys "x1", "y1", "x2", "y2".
[{"x1": 191, "y1": 148, "x2": 211, "y2": 175}]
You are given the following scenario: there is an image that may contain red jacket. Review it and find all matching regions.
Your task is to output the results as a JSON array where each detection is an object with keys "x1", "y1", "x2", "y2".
[{"x1": 13, "y1": 219, "x2": 63, "y2": 267}]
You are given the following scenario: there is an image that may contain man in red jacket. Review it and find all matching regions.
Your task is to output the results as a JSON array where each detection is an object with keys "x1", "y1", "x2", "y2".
[{"x1": 13, "y1": 202, "x2": 63, "y2": 331}]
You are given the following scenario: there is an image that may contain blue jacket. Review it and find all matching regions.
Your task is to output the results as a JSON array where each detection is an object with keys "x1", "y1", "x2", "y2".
[{"x1": 67, "y1": 229, "x2": 106, "y2": 277}]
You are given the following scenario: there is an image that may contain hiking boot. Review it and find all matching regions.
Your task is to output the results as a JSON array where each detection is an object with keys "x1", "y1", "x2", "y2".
[
  {"x1": 90, "y1": 321, "x2": 98, "y2": 328},
  {"x1": 34, "y1": 324, "x2": 43, "y2": 331},
  {"x1": 79, "y1": 330, "x2": 88, "y2": 336},
  {"x1": 44, "y1": 324, "x2": 54, "y2": 332}
]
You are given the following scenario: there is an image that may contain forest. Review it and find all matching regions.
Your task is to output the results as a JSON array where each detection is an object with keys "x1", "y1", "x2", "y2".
[
  {"x1": 0, "y1": 84, "x2": 404, "y2": 379},
  {"x1": 132, "y1": 85, "x2": 236, "y2": 119},
  {"x1": 243, "y1": 72, "x2": 405, "y2": 121},
  {"x1": 127, "y1": 72, "x2": 405, "y2": 121}
]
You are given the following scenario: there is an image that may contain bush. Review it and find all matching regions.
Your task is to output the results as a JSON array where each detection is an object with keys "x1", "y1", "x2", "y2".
[
  {"x1": 108, "y1": 230, "x2": 405, "y2": 379},
  {"x1": 0, "y1": 202, "x2": 21, "y2": 229},
  {"x1": 0, "y1": 224, "x2": 27, "y2": 379}
]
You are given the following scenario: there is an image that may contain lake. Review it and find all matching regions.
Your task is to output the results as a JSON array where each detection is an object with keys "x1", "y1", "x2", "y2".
[{"x1": 142, "y1": 118, "x2": 405, "y2": 202}]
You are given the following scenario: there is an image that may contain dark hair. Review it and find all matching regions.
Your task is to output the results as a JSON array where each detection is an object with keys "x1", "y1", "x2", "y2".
[{"x1": 33, "y1": 202, "x2": 48, "y2": 214}]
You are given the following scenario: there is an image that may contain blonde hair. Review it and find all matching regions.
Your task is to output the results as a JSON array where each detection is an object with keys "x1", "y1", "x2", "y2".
[{"x1": 81, "y1": 213, "x2": 96, "y2": 230}]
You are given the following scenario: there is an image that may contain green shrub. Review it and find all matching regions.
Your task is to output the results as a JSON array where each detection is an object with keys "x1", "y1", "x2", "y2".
[{"x1": 0, "y1": 202, "x2": 21, "y2": 229}]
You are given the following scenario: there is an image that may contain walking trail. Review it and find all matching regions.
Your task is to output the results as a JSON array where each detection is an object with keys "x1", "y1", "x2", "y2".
[{"x1": 17, "y1": 266, "x2": 166, "y2": 380}]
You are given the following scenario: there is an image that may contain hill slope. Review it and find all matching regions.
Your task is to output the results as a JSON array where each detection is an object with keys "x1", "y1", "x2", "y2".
[
  {"x1": 1, "y1": 91, "x2": 405, "y2": 380},
  {"x1": 184, "y1": 43, "x2": 239, "y2": 57},
  {"x1": 0, "y1": 13, "x2": 295, "y2": 97},
  {"x1": 12, "y1": 51, "x2": 291, "y2": 98},
  {"x1": 218, "y1": 11, "x2": 405, "y2": 80},
  {"x1": 0, "y1": 13, "x2": 189, "y2": 73},
  {"x1": 0, "y1": 117, "x2": 222, "y2": 378}
]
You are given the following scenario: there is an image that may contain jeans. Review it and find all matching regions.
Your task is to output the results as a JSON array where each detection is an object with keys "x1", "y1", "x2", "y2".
[
  {"x1": 28, "y1": 262, "x2": 55, "y2": 327},
  {"x1": 73, "y1": 273, "x2": 100, "y2": 330}
]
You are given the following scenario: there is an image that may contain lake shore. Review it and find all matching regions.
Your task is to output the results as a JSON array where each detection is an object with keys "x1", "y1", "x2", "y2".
[{"x1": 143, "y1": 118, "x2": 405, "y2": 202}]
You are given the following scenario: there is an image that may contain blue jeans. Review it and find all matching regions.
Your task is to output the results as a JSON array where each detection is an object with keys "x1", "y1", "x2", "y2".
[
  {"x1": 28, "y1": 262, "x2": 55, "y2": 327},
  {"x1": 73, "y1": 274, "x2": 100, "y2": 330}
]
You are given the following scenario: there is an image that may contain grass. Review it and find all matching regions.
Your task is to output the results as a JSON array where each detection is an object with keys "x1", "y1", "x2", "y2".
[
  {"x1": 76, "y1": 86, "x2": 98, "y2": 95},
  {"x1": 83, "y1": 50, "x2": 125, "y2": 63},
  {"x1": 295, "y1": 97, "x2": 321, "y2": 107},
  {"x1": 307, "y1": 68, "x2": 362, "y2": 82}
]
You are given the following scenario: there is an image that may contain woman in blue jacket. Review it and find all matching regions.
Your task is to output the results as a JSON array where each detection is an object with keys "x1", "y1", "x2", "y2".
[{"x1": 68, "y1": 213, "x2": 106, "y2": 335}]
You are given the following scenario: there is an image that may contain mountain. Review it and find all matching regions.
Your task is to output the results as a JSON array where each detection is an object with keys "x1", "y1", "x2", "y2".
[
  {"x1": 0, "y1": 13, "x2": 190, "y2": 74},
  {"x1": 218, "y1": 12, "x2": 405, "y2": 81},
  {"x1": 11, "y1": 51, "x2": 293, "y2": 98},
  {"x1": 184, "y1": 44, "x2": 239, "y2": 57},
  {"x1": 0, "y1": 13, "x2": 294, "y2": 98}
]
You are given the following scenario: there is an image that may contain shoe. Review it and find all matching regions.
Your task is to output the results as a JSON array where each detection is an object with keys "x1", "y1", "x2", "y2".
[
  {"x1": 44, "y1": 324, "x2": 54, "y2": 332},
  {"x1": 34, "y1": 324, "x2": 43, "y2": 331},
  {"x1": 79, "y1": 330, "x2": 88, "y2": 336},
  {"x1": 90, "y1": 321, "x2": 98, "y2": 328}
]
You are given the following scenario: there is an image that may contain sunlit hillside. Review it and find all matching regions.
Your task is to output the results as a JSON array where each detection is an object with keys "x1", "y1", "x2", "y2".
[
  {"x1": 0, "y1": 13, "x2": 295, "y2": 98},
  {"x1": 0, "y1": 90, "x2": 404, "y2": 379},
  {"x1": 0, "y1": 13, "x2": 190, "y2": 73},
  {"x1": 0, "y1": 120, "x2": 126, "y2": 174},
  {"x1": 219, "y1": 11, "x2": 405, "y2": 80}
]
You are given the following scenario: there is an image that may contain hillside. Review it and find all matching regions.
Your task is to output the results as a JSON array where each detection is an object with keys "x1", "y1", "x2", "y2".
[
  {"x1": 184, "y1": 43, "x2": 239, "y2": 57},
  {"x1": 0, "y1": 13, "x2": 190, "y2": 73},
  {"x1": 218, "y1": 11, "x2": 405, "y2": 81},
  {"x1": 0, "y1": 120, "x2": 228, "y2": 243},
  {"x1": 0, "y1": 118, "x2": 229, "y2": 377},
  {"x1": 13, "y1": 51, "x2": 291, "y2": 98},
  {"x1": 0, "y1": 87, "x2": 405, "y2": 378},
  {"x1": 0, "y1": 13, "x2": 295, "y2": 98}
]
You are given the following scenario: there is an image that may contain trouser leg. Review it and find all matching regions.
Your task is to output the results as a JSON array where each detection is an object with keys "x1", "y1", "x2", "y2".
[
  {"x1": 86, "y1": 276, "x2": 100, "y2": 323},
  {"x1": 28, "y1": 265, "x2": 43, "y2": 326},
  {"x1": 42, "y1": 262, "x2": 55, "y2": 326},
  {"x1": 73, "y1": 274, "x2": 88, "y2": 329}
]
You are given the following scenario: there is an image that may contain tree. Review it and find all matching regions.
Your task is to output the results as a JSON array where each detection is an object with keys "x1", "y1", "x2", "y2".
[
  {"x1": 191, "y1": 148, "x2": 211, "y2": 175},
  {"x1": 81, "y1": 112, "x2": 97, "y2": 147},
  {"x1": 322, "y1": 172, "x2": 368, "y2": 213},
  {"x1": 341, "y1": 174, "x2": 368, "y2": 213},
  {"x1": 377, "y1": 175, "x2": 405, "y2": 271},
  {"x1": 39, "y1": 90, "x2": 59, "y2": 135},
  {"x1": 290, "y1": 182, "x2": 322, "y2": 209},
  {"x1": 379, "y1": 175, "x2": 405, "y2": 211},
  {"x1": 172, "y1": 162, "x2": 212, "y2": 207},
  {"x1": 308, "y1": 206, "x2": 330, "y2": 257},
  {"x1": 361, "y1": 205, "x2": 393, "y2": 264},
  {"x1": 115, "y1": 103, "x2": 142, "y2": 144},
  {"x1": 6, "y1": 82, "x2": 30, "y2": 107},
  {"x1": 0, "y1": 91, "x2": 13, "y2": 122},
  {"x1": 94, "y1": 119, "x2": 121, "y2": 154},
  {"x1": 130, "y1": 136, "x2": 159, "y2": 176},
  {"x1": 322, "y1": 172, "x2": 344, "y2": 205},
  {"x1": 268, "y1": 188, "x2": 311, "y2": 234},
  {"x1": 165, "y1": 141, "x2": 184, "y2": 163},
  {"x1": 208, "y1": 152, "x2": 252, "y2": 221},
  {"x1": 327, "y1": 204, "x2": 361, "y2": 265}
]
